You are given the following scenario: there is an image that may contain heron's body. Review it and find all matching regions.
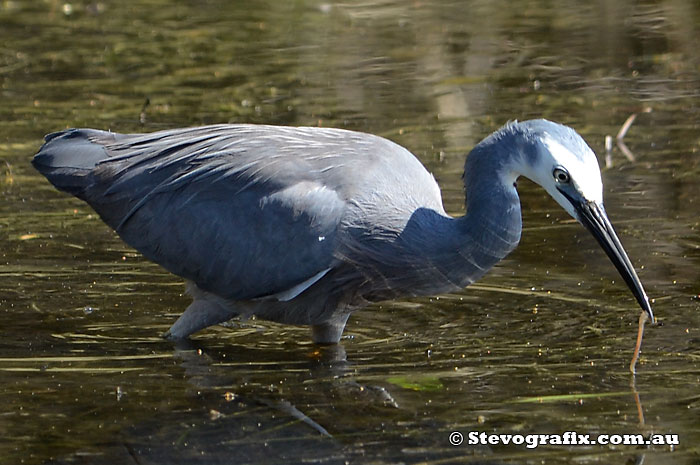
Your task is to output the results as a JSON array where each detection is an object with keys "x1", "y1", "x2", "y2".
[{"x1": 32, "y1": 120, "x2": 653, "y2": 343}]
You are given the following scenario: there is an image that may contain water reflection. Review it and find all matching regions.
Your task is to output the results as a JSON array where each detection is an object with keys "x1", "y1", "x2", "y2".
[{"x1": 109, "y1": 338, "x2": 495, "y2": 464}]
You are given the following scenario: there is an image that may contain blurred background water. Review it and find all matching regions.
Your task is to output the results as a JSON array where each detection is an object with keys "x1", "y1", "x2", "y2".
[{"x1": 1, "y1": 1, "x2": 699, "y2": 464}]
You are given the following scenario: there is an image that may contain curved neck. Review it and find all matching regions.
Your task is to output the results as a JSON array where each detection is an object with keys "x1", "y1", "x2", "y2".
[
  {"x1": 440, "y1": 140, "x2": 523, "y2": 287},
  {"x1": 460, "y1": 136, "x2": 523, "y2": 256},
  {"x1": 346, "y1": 143, "x2": 524, "y2": 301},
  {"x1": 455, "y1": 180, "x2": 522, "y2": 271},
  {"x1": 383, "y1": 182, "x2": 521, "y2": 296}
]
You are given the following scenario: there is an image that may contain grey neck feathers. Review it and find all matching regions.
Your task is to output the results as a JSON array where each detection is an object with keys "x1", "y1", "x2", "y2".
[
  {"x1": 346, "y1": 128, "x2": 526, "y2": 300},
  {"x1": 379, "y1": 136, "x2": 523, "y2": 295},
  {"x1": 455, "y1": 130, "x2": 524, "y2": 276}
]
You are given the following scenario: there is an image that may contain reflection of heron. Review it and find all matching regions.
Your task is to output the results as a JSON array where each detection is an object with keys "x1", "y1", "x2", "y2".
[{"x1": 33, "y1": 120, "x2": 653, "y2": 343}]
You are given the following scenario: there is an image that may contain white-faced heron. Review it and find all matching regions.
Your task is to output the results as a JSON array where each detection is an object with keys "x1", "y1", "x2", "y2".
[{"x1": 32, "y1": 120, "x2": 654, "y2": 343}]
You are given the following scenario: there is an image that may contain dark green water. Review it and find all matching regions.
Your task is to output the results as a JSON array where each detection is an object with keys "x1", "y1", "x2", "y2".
[{"x1": 1, "y1": 1, "x2": 699, "y2": 464}]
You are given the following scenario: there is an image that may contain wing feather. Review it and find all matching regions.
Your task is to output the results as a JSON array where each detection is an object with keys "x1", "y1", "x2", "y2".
[{"x1": 81, "y1": 125, "x2": 360, "y2": 300}]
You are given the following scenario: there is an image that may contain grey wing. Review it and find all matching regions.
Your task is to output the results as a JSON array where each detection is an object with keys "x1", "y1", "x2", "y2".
[{"x1": 78, "y1": 125, "x2": 349, "y2": 301}]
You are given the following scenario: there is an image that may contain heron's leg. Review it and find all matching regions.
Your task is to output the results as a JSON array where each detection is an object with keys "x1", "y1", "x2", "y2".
[
  {"x1": 164, "y1": 299, "x2": 236, "y2": 340},
  {"x1": 311, "y1": 313, "x2": 350, "y2": 344}
]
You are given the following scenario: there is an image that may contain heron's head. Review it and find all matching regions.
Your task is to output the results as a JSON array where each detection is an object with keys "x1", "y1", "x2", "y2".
[
  {"x1": 513, "y1": 120, "x2": 602, "y2": 217},
  {"x1": 507, "y1": 119, "x2": 654, "y2": 322}
]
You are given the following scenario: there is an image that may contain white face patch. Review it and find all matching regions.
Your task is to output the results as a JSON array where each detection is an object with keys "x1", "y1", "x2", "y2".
[
  {"x1": 514, "y1": 132, "x2": 604, "y2": 221},
  {"x1": 542, "y1": 135, "x2": 603, "y2": 204}
]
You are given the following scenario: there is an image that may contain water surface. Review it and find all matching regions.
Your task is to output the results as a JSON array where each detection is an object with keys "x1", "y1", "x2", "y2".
[{"x1": 1, "y1": 1, "x2": 699, "y2": 464}]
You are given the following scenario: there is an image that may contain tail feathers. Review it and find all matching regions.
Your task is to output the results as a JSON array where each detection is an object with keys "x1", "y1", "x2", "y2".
[{"x1": 32, "y1": 128, "x2": 114, "y2": 196}]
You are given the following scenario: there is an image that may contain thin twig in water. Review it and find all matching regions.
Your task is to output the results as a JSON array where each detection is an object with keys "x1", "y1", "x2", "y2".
[
  {"x1": 605, "y1": 110, "x2": 652, "y2": 163},
  {"x1": 617, "y1": 139, "x2": 636, "y2": 162},
  {"x1": 270, "y1": 400, "x2": 332, "y2": 437},
  {"x1": 604, "y1": 135, "x2": 613, "y2": 168},
  {"x1": 617, "y1": 113, "x2": 638, "y2": 141},
  {"x1": 630, "y1": 311, "x2": 649, "y2": 375},
  {"x1": 616, "y1": 113, "x2": 638, "y2": 161},
  {"x1": 630, "y1": 375, "x2": 646, "y2": 426}
]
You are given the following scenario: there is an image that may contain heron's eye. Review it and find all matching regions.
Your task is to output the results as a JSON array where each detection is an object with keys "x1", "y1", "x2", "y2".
[{"x1": 553, "y1": 167, "x2": 570, "y2": 184}]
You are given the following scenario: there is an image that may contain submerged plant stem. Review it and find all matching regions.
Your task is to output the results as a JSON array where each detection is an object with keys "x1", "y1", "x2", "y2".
[{"x1": 629, "y1": 311, "x2": 649, "y2": 375}]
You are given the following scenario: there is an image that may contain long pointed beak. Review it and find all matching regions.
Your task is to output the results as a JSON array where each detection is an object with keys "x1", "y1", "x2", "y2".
[{"x1": 559, "y1": 190, "x2": 654, "y2": 322}]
